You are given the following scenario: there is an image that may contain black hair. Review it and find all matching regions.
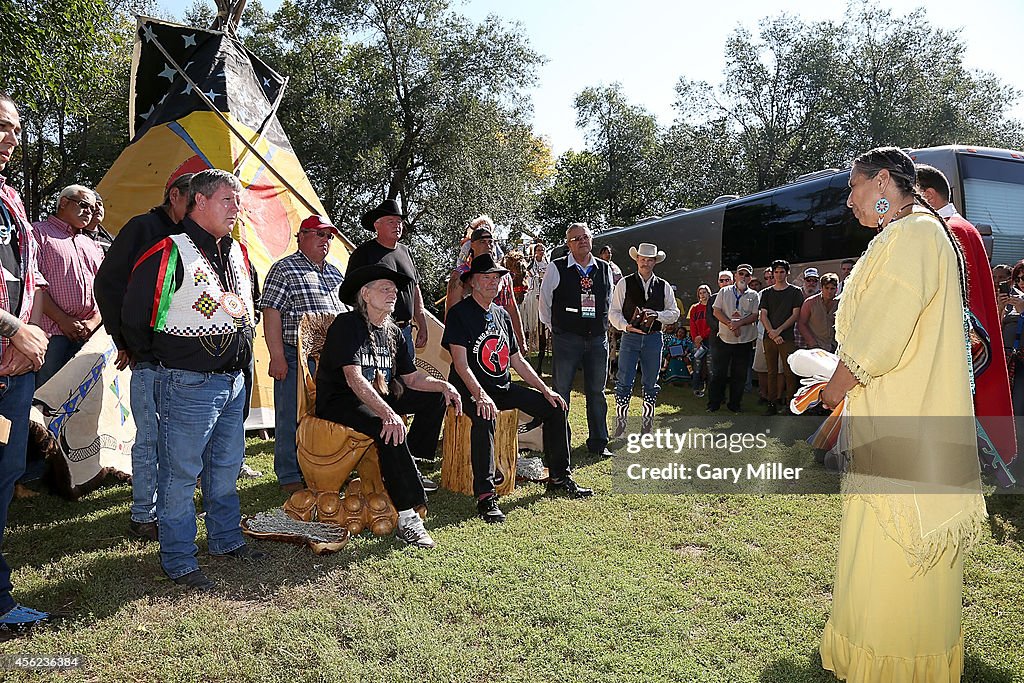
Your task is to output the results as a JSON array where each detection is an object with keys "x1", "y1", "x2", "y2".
[
  {"x1": 853, "y1": 147, "x2": 971, "y2": 355},
  {"x1": 770, "y1": 259, "x2": 790, "y2": 273},
  {"x1": 914, "y1": 163, "x2": 951, "y2": 204}
]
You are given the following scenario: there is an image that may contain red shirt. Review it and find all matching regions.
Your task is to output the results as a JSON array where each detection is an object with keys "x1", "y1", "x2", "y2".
[{"x1": 688, "y1": 302, "x2": 711, "y2": 342}]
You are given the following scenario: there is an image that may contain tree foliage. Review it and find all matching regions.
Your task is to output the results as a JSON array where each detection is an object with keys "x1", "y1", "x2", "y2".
[
  {"x1": 0, "y1": 0, "x2": 156, "y2": 218},
  {"x1": 674, "y1": 0, "x2": 1023, "y2": 194},
  {"x1": 245, "y1": 0, "x2": 548, "y2": 295}
]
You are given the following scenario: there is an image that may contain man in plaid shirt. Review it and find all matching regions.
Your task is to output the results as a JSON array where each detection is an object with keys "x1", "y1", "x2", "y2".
[{"x1": 261, "y1": 215, "x2": 347, "y2": 493}]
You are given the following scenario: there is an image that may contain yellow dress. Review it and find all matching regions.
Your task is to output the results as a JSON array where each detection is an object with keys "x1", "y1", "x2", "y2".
[{"x1": 819, "y1": 211, "x2": 987, "y2": 682}]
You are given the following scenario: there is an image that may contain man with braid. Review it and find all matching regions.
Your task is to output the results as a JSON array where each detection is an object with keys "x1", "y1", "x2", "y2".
[
  {"x1": 0, "y1": 92, "x2": 50, "y2": 629},
  {"x1": 608, "y1": 242, "x2": 679, "y2": 436}
]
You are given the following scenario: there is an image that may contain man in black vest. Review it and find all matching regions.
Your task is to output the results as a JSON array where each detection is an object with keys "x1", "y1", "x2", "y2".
[
  {"x1": 609, "y1": 243, "x2": 680, "y2": 436},
  {"x1": 539, "y1": 223, "x2": 613, "y2": 457}
]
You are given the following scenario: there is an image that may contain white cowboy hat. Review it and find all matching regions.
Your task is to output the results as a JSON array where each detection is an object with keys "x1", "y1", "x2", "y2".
[{"x1": 629, "y1": 242, "x2": 666, "y2": 263}]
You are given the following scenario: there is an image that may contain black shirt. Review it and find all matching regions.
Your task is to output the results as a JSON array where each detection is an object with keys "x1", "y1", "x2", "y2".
[
  {"x1": 120, "y1": 217, "x2": 256, "y2": 371},
  {"x1": 346, "y1": 239, "x2": 419, "y2": 323},
  {"x1": 95, "y1": 206, "x2": 179, "y2": 349},
  {"x1": 316, "y1": 311, "x2": 415, "y2": 415},
  {"x1": 442, "y1": 296, "x2": 518, "y2": 396},
  {"x1": 758, "y1": 284, "x2": 806, "y2": 342},
  {"x1": 0, "y1": 199, "x2": 22, "y2": 316}
]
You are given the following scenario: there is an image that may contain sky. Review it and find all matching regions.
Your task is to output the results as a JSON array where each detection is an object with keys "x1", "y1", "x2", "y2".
[{"x1": 158, "y1": 0, "x2": 1024, "y2": 155}]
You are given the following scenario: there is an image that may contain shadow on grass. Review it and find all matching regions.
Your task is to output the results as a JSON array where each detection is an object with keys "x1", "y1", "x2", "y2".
[
  {"x1": 758, "y1": 648, "x2": 1017, "y2": 683},
  {"x1": 984, "y1": 490, "x2": 1024, "y2": 545}
]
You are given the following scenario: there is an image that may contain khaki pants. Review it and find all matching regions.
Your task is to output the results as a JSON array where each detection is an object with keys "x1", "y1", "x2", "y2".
[{"x1": 763, "y1": 334, "x2": 797, "y2": 403}]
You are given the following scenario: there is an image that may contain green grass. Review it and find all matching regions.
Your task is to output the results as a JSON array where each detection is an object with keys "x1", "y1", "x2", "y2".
[{"x1": 1, "y1": 379, "x2": 1022, "y2": 682}]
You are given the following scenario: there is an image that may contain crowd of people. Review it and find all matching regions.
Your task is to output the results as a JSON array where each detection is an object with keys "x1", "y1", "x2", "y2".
[{"x1": 0, "y1": 86, "x2": 1014, "y2": 682}]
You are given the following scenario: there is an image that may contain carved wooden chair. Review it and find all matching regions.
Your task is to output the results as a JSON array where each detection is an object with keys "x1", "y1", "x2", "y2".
[{"x1": 282, "y1": 313, "x2": 399, "y2": 537}]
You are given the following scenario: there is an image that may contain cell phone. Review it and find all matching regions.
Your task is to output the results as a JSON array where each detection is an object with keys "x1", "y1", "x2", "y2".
[{"x1": 998, "y1": 280, "x2": 1011, "y2": 295}]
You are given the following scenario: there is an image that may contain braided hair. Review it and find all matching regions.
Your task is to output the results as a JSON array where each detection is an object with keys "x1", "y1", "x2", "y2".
[
  {"x1": 852, "y1": 147, "x2": 974, "y2": 388},
  {"x1": 852, "y1": 147, "x2": 970, "y2": 304}
]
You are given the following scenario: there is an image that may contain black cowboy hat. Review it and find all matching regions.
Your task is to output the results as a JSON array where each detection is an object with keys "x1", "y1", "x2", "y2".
[
  {"x1": 460, "y1": 253, "x2": 509, "y2": 283},
  {"x1": 360, "y1": 199, "x2": 404, "y2": 232},
  {"x1": 339, "y1": 264, "x2": 412, "y2": 305}
]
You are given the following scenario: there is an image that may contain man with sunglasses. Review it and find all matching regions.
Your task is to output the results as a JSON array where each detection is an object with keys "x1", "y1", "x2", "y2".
[
  {"x1": 32, "y1": 184, "x2": 105, "y2": 385},
  {"x1": 261, "y1": 215, "x2": 347, "y2": 494},
  {"x1": 707, "y1": 264, "x2": 759, "y2": 413},
  {"x1": 540, "y1": 222, "x2": 614, "y2": 457},
  {"x1": 82, "y1": 191, "x2": 113, "y2": 254},
  {"x1": 445, "y1": 217, "x2": 526, "y2": 353}
]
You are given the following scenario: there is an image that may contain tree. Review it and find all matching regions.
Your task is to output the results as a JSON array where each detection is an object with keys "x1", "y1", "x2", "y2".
[
  {"x1": 0, "y1": 0, "x2": 162, "y2": 218},
  {"x1": 674, "y1": 13, "x2": 848, "y2": 191},
  {"x1": 673, "y1": 0, "x2": 1024, "y2": 193},
  {"x1": 246, "y1": 0, "x2": 547, "y2": 303},
  {"x1": 573, "y1": 84, "x2": 664, "y2": 228},
  {"x1": 536, "y1": 149, "x2": 605, "y2": 240}
]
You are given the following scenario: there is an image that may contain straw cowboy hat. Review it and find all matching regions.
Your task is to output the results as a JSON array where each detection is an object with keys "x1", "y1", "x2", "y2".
[{"x1": 629, "y1": 242, "x2": 666, "y2": 263}]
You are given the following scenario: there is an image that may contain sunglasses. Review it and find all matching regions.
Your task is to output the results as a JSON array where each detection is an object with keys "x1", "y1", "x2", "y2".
[
  {"x1": 70, "y1": 199, "x2": 95, "y2": 212},
  {"x1": 568, "y1": 235, "x2": 592, "y2": 243},
  {"x1": 718, "y1": 278, "x2": 731, "y2": 282},
  {"x1": 299, "y1": 229, "x2": 335, "y2": 239}
]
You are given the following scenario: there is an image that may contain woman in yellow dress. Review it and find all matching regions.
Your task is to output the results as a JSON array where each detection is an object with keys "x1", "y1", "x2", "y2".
[{"x1": 819, "y1": 147, "x2": 987, "y2": 682}]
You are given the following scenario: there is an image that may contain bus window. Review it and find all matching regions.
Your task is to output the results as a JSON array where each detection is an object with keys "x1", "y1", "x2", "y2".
[
  {"x1": 722, "y1": 195, "x2": 773, "y2": 268},
  {"x1": 769, "y1": 175, "x2": 833, "y2": 262},
  {"x1": 959, "y1": 154, "x2": 1024, "y2": 265}
]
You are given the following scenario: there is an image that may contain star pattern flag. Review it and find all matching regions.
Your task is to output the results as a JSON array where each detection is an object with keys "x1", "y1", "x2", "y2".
[{"x1": 96, "y1": 17, "x2": 349, "y2": 428}]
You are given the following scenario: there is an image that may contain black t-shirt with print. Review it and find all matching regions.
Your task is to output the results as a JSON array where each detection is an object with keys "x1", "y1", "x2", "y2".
[
  {"x1": 442, "y1": 296, "x2": 518, "y2": 397},
  {"x1": 316, "y1": 311, "x2": 415, "y2": 415},
  {"x1": 0, "y1": 200, "x2": 22, "y2": 316}
]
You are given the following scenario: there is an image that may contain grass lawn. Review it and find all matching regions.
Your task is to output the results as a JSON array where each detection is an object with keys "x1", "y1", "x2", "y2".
[{"x1": 2, "y1": 377, "x2": 1022, "y2": 682}]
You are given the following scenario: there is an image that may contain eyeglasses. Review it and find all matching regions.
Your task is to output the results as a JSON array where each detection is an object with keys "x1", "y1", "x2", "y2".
[
  {"x1": 70, "y1": 199, "x2": 95, "y2": 212},
  {"x1": 299, "y1": 229, "x2": 335, "y2": 239},
  {"x1": 568, "y1": 235, "x2": 592, "y2": 243},
  {"x1": 718, "y1": 278, "x2": 731, "y2": 282},
  {"x1": 805, "y1": 278, "x2": 819, "y2": 283}
]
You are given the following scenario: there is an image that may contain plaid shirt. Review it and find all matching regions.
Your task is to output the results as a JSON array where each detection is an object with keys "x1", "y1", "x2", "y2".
[
  {"x1": 32, "y1": 215, "x2": 104, "y2": 337},
  {"x1": 0, "y1": 175, "x2": 43, "y2": 355},
  {"x1": 261, "y1": 250, "x2": 347, "y2": 347}
]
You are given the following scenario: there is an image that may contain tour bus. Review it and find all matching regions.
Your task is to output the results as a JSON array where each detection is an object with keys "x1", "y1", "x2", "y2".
[{"x1": 594, "y1": 145, "x2": 1024, "y2": 311}]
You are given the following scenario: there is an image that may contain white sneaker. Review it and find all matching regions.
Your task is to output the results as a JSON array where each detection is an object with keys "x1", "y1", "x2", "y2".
[
  {"x1": 238, "y1": 463, "x2": 263, "y2": 479},
  {"x1": 396, "y1": 514, "x2": 436, "y2": 549}
]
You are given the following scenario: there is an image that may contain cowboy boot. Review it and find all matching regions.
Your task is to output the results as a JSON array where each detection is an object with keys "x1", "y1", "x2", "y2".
[
  {"x1": 641, "y1": 393, "x2": 656, "y2": 435},
  {"x1": 613, "y1": 394, "x2": 629, "y2": 438}
]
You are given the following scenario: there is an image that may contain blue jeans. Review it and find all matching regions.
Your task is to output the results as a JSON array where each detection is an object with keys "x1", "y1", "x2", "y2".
[
  {"x1": 615, "y1": 331, "x2": 663, "y2": 401},
  {"x1": 551, "y1": 331, "x2": 609, "y2": 452},
  {"x1": 0, "y1": 372, "x2": 35, "y2": 613},
  {"x1": 37, "y1": 334, "x2": 84, "y2": 387},
  {"x1": 691, "y1": 345, "x2": 708, "y2": 391},
  {"x1": 155, "y1": 367, "x2": 246, "y2": 579},
  {"x1": 273, "y1": 344, "x2": 301, "y2": 486},
  {"x1": 129, "y1": 362, "x2": 161, "y2": 523},
  {"x1": 401, "y1": 325, "x2": 414, "y2": 358}
]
